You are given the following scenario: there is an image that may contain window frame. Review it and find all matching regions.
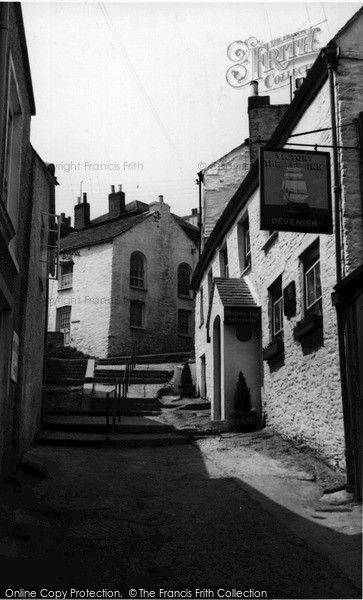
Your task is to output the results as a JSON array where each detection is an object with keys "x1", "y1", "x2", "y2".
[
  {"x1": 130, "y1": 252, "x2": 146, "y2": 289},
  {"x1": 130, "y1": 300, "x2": 145, "y2": 329},
  {"x1": 219, "y1": 245, "x2": 229, "y2": 278},
  {"x1": 2, "y1": 58, "x2": 24, "y2": 260},
  {"x1": 56, "y1": 306, "x2": 71, "y2": 345},
  {"x1": 199, "y1": 286, "x2": 204, "y2": 325},
  {"x1": 303, "y1": 243, "x2": 322, "y2": 316},
  {"x1": 269, "y1": 277, "x2": 283, "y2": 340},
  {"x1": 238, "y1": 216, "x2": 251, "y2": 272},
  {"x1": 178, "y1": 309, "x2": 192, "y2": 336},
  {"x1": 59, "y1": 261, "x2": 73, "y2": 290},
  {"x1": 177, "y1": 264, "x2": 191, "y2": 297}
]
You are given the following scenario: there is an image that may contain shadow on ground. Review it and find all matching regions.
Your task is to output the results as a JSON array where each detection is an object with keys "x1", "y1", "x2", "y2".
[{"x1": 0, "y1": 437, "x2": 361, "y2": 600}]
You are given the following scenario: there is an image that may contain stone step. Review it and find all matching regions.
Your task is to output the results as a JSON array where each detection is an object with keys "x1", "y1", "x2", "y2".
[
  {"x1": 93, "y1": 371, "x2": 172, "y2": 384},
  {"x1": 46, "y1": 378, "x2": 85, "y2": 387},
  {"x1": 95, "y1": 368, "x2": 172, "y2": 377},
  {"x1": 35, "y1": 431, "x2": 193, "y2": 448},
  {"x1": 98, "y1": 352, "x2": 192, "y2": 365},
  {"x1": 43, "y1": 416, "x2": 174, "y2": 434}
]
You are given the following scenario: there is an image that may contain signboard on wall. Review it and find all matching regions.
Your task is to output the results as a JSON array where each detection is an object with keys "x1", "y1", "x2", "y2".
[
  {"x1": 260, "y1": 147, "x2": 333, "y2": 234},
  {"x1": 225, "y1": 306, "x2": 261, "y2": 326}
]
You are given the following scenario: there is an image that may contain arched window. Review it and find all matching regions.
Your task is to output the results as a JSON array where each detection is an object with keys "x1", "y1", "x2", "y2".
[
  {"x1": 130, "y1": 252, "x2": 145, "y2": 288},
  {"x1": 178, "y1": 264, "x2": 191, "y2": 297}
]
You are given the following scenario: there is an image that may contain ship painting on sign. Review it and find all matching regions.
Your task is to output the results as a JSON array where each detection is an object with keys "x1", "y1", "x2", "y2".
[{"x1": 282, "y1": 167, "x2": 309, "y2": 213}]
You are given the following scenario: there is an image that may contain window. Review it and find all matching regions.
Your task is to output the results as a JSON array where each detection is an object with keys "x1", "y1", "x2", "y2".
[
  {"x1": 178, "y1": 309, "x2": 191, "y2": 335},
  {"x1": 200, "y1": 287, "x2": 204, "y2": 324},
  {"x1": 2, "y1": 60, "x2": 23, "y2": 257},
  {"x1": 130, "y1": 300, "x2": 144, "y2": 328},
  {"x1": 219, "y1": 245, "x2": 229, "y2": 278},
  {"x1": 238, "y1": 217, "x2": 251, "y2": 272},
  {"x1": 56, "y1": 307, "x2": 71, "y2": 345},
  {"x1": 178, "y1": 264, "x2": 191, "y2": 297},
  {"x1": 207, "y1": 269, "x2": 213, "y2": 300},
  {"x1": 59, "y1": 262, "x2": 73, "y2": 289},
  {"x1": 130, "y1": 252, "x2": 145, "y2": 288},
  {"x1": 303, "y1": 243, "x2": 322, "y2": 315},
  {"x1": 269, "y1": 277, "x2": 283, "y2": 339}
]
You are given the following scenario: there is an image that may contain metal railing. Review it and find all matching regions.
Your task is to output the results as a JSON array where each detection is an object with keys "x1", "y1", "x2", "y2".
[{"x1": 106, "y1": 343, "x2": 137, "y2": 434}]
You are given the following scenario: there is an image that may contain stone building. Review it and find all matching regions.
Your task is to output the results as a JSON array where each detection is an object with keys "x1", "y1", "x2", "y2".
[
  {"x1": 0, "y1": 4, "x2": 58, "y2": 477},
  {"x1": 191, "y1": 9, "x2": 363, "y2": 498},
  {"x1": 48, "y1": 190, "x2": 199, "y2": 358}
]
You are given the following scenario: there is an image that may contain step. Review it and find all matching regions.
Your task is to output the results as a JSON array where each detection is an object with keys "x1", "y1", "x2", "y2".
[
  {"x1": 43, "y1": 417, "x2": 174, "y2": 434},
  {"x1": 35, "y1": 431, "x2": 193, "y2": 447},
  {"x1": 45, "y1": 378, "x2": 85, "y2": 387},
  {"x1": 97, "y1": 352, "x2": 192, "y2": 365},
  {"x1": 93, "y1": 372, "x2": 172, "y2": 383}
]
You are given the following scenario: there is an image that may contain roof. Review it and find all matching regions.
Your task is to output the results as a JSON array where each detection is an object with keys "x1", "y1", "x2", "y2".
[
  {"x1": 205, "y1": 277, "x2": 256, "y2": 334},
  {"x1": 191, "y1": 7, "x2": 363, "y2": 291},
  {"x1": 61, "y1": 212, "x2": 151, "y2": 252},
  {"x1": 214, "y1": 277, "x2": 257, "y2": 307},
  {"x1": 60, "y1": 207, "x2": 199, "y2": 252},
  {"x1": 91, "y1": 201, "x2": 150, "y2": 226},
  {"x1": 172, "y1": 213, "x2": 199, "y2": 244}
]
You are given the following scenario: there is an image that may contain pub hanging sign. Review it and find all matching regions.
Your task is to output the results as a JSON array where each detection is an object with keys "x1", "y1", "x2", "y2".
[{"x1": 260, "y1": 147, "x2": 333, "y2": 234}]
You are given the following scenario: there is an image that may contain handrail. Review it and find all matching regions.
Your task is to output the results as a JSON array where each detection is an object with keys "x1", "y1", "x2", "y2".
[{"x1": 106, "y1": 343, "x2": 137, "y2": 433}]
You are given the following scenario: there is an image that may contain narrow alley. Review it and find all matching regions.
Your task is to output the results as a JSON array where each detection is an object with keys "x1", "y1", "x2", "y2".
[{"x1": 0, "y1": 437, "x2": 361, "y2": 600}]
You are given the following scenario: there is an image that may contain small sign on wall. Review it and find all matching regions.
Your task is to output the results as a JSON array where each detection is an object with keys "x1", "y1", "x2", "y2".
[
  {"x1": 225, "y1": 306, "x2": 261, "y2": 326},
  {"x1": 260, "y1": 147, "x2": 333, "y2": 234},
  {"x1": 11, "y1": 331, "x2": 19, "y2": 383}
]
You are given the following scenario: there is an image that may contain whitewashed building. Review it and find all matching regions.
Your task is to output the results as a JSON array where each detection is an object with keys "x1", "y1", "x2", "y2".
[
  {"x1": 48, "y1": 190, "x2": 199, "y2": 358},
  {"x1": 191, "y1": 10, "x2": 363, "y2": 498}
]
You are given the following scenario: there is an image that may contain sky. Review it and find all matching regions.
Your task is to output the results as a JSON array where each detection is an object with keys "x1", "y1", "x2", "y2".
[{"x1": 21, "y1": 1, "x2": 361, "y2": 222}]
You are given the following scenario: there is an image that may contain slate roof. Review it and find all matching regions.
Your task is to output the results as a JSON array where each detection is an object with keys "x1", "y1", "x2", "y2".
[
  {"x1": 60, "y1": 208, "x2": 199, "y2": 252},
  {"x1": 61, "y1": 212, "x2": 151, "y2": 252},
  {"x1": 91, "y1": 201, "x2": 150, "y2": 226},
  {"x1": 214, "y1": 277, "x2": 257, "y2": 307},
  {"x1": 205, "y1": 277, "x2": 257, "y2": 335},
  {"x1": 172, "y1": 214, "x2": 199, "y2": 244}
]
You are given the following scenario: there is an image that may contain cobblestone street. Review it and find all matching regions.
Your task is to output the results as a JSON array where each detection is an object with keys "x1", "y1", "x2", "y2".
[{"x1": 0, "y1": 441, "x2": 361, "y2": 600}]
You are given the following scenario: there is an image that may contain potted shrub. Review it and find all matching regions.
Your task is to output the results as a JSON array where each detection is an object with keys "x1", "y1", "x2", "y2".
[
  {"x1": 230, "y1": 371, "x2": 259, "y2": 430},
  {"x1": 179, "y1": 361, "x2": 196, "y2": 398}
]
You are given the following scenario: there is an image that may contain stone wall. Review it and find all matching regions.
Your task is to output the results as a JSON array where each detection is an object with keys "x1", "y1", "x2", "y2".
[
  {"x1": 48, "y1": 243, "x2": 113, "y2": 358},
  {"x1": 203, "y1": 144, "x2": 250, "y2": 240},
  {"x1": 109, "y1": 202, "x2": 198, "y2": 356},
  {"x1": 194, "y1": 32, "x2": 363, "y2": 469}
]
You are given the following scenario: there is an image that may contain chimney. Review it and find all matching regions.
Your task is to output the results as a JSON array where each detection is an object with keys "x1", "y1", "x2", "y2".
[
  {"x1": 60, "y1": 212, "x2": 74, "y2": 237},
  {"x1": 158, "y1": 195, "x2": 164, "y2": 204},
  {"x1": 192, "y1": 208, "x2": 198, "y2": 215},
  {"x1": 74, "y1": 192, "x2": 90, "y2": 229},
  {"x1": 108, "y1": 184, "x2": 125, "y2": 219},
  {"x1": 247, "y1": 82, "x2": 289, "y2": 164}
]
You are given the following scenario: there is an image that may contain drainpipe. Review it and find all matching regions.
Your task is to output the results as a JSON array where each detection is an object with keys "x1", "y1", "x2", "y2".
[
  {"x1": 0, "y1": 4, "x2": 9, "y2": 163},
  {"x1": 322, "y1": 45, "x2": 355, "y2": 495},
  {"x1": 197, "y1": 171, "x2": 203, "y2": 256}
]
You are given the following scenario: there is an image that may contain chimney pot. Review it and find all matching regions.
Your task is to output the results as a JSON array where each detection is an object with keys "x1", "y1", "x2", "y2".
[
  {"x1": 77, "y1": 196, "x2": 81, "y2": 205},
  {"x1": 83, "y1": 192, "x2": 87, "y2": 203},
  {"x1": 111, "y1": 185, "x2": 115, "y2": 194},
  {"x1": 118, "y1": 184, "x2": 122, "y2": 192},
  {"x1": 158, "y1": 195, "x2": 164, "y2": 203}
]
